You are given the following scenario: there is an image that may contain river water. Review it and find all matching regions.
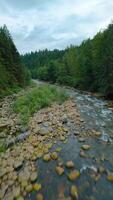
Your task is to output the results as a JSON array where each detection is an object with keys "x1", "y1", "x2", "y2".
[{"x1": 26, "y1": 83, "x2": 113, "y2": 200}]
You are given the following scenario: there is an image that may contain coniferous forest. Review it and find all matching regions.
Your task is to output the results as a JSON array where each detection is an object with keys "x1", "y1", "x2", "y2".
[
  {"x1": 0, "y1": 25, "x2": 30, "y2": 97},
  {"x1": 22, "y1": 23, "x2": 113, "y2": 97}
]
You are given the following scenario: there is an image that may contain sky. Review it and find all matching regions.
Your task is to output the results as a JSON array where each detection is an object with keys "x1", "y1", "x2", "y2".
[{"x1": 0, "y1": 0, "x2": 113, "y2": 54}]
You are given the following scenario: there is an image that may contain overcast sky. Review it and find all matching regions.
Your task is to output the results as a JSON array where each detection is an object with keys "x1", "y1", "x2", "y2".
[{"x1": 0, "y1": 0, "x2": 113, "y2": 54}]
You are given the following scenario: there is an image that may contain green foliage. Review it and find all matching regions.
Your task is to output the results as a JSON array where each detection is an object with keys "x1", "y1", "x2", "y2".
[
  {"x1": 13, "y1": 85, "x2": 68, "y2": 124},
  {"x1": 22, "y1": 22, "x2": 113, "y2": 97},
  {"x1": 0, "y1": 25, "x2": 30, "y2": 98}
]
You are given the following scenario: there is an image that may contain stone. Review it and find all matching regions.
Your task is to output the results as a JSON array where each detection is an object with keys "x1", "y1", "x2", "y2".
[
  {"x1": 30, "y1": 172, "x2": 38, "y2": 182},
  {"x1": 78, "y1": 138, "x2": 85, "y2": 142},
  {"x1": 66, "y1": 161, "x2": 74, "y2": 168},
  {"x1": 60, "y1": 136, "x2": 66, "y2": 141},
  {"x1": 33, "y1": 183, "x2": 42, "y2": 191},
  {"x1": 37, "y1": 193, "x2": 43, "y2": 200},
  {"x1": 14, "y1": 160, "x2": 23, "y2": 169},
  {"x1": 79, "y1": 150, "x2": 87, "y2": 157},
  {"x1": 26, "y1": 184, "x2": 33, "y2": 193},
  {"x1": 56, "y1": 147, "x2": 62, "y2": 152},
  {"x1": 95, "y1": 131, "x2": 102, "y2": 137},
  {"x1": 39, "y1": 127, "x2": 49, "y2": 136},
  {"x1": 107, "y1": 173, "x2": 113, "y2": 182},
  {"x1": 70, "y1": 185, "x2": 78, "y2": 199},
  {"x1": 13, "y1": 186, "x2": 21, "y2": 198},
  {"x1": 43, "y1": 153, "x2": 51, "y2": 162},
  {"x1": 61, "y1": 114, "x2": 68, "y2": 123},
  {"x1": 68, "y1": 170, "x2": 80, "y2": 181},
  {"x1": 56, "y1": 166, "x2": 64, "y2": 175},
  {"x1": 51, "y1": 152, "x2": 58, "y2": 160},
  {"x1": 16, "y1": 196, "x2": 24, "y2": 200},
  {"x1": 81, "y1": 144, "x2": 91, "y2": 150}
]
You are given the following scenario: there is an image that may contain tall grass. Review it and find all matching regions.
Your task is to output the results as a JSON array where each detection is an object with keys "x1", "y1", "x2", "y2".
[{"x1": 13, "y1": 85, "x2": 68, "y2": 124}]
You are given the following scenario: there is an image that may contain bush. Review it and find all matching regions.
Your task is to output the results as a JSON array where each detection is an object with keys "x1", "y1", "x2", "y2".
[{"x1": 13, "y1": 85, "x2": 68, "y2": 124}]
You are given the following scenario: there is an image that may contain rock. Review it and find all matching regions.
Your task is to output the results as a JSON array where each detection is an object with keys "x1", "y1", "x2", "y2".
[
  {"x1": 78, "y1": 138, "x2": 85, "y2": 142},
  {"x1": 13, "y1": 186, "x2": 21, "y2": 198},
  {"x1": 74, "y1": 131, "x2": 79, "y2": 136},
  {"x1": 81, "y1": 144, "x2": 91, "y2": 150},
  {"x1": 0, "y1": 168, "x2": 6, "y2": 178},
  {"x1": 39, "y1": 127, "x2": 50, "y2": 136},
  {"x1": 68, "y1": 170, "x2": 80, "y2": 181},
  {"x1": 95, "y1": 131, "x2": 102, "y2": 137},
  {"x1": 70, "y1": 185, "x2": 78, "y2": 199},
  {"x1": 16, "y1": 196, "x2": 24, "y2": 200},
  {"x1": 26, "y1": 184, "x2": 33, "y2": 193},
  {"x1": 66, "y1": 161, "x2": 74, "y2": 168},
  {"x1": 107, "y1": 173, "x2": 113, "y2": 182},
  {"x1": 21, "y1": 180, "x2": 28, "y2": 188},
  {"x1": 14, "y1": 160, "x2": 23, "y2": 169},
  {"x1": 37, "y1": 193, "x2": 43, "y2": 200},
  {"x1": 43, "y1": 153, "x2": 51, "y2": 162},
  {"x1": 79, "y1": 150, "x2": 87, "y2": 157},
  {"x1": 56, "y1": 166, "x2": 64, "y2": 175},
  {"x1": 33, "y1": 183, "x2": 41, "y2": 191},
  {"x1": 30, "y1": 172, "x2": 38, "y2": 182},
  {"x1": 56, "y1": 147, "x2": 62, "y2": 152},
  {"x1": 61, "y1": 114, "x2": 68, "y2": 124},
  {"x1": 60, "y1": 136, "x2": 66, "y2": 141},
  {"x1": 51, "y1": 152, "x2": 58, "y2": 160}
]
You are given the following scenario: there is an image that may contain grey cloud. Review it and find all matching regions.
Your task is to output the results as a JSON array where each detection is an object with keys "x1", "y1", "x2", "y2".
[{"x1": 0, "y1": 0, "x2": 113, "y2": 53}]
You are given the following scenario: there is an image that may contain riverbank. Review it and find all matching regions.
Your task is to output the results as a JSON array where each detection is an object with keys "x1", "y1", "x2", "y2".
[{"x1": 1, "y1": 82, "x2": 113, "y2": 200}]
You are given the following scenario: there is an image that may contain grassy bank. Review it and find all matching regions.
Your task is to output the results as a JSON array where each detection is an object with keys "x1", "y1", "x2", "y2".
[{"x1": 13, "y1": 84, "x2": 68, "y2": 124}]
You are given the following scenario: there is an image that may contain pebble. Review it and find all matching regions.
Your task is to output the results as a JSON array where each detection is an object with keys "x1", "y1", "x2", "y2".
[
  {"x1": 43, "y1": 154, "x2": 51, "y2": 162},
  {"x1": 56, "y1": 166, "x2": 64, "y2": 175},
  {"x1": 68, "y1": 170, "x2": 80, "y2": 181},
  {"x1": 66, "y1": 161, "x2": 74, "y2": 168},
  {"x1": 81, "y1": 144, "x2": 91, "y2": 150},
  {"x1": 70, "y1": 185, "x2": 78, "y2": 199}
]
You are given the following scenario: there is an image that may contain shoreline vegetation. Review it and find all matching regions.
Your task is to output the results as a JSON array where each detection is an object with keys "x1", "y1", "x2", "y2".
[{"x1": 22, "y1": 22, "x2": 113, "y2": 99}]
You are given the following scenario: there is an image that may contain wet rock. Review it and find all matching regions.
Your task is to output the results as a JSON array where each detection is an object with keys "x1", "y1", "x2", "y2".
[
  {"x1": 78, "y1": 137, "x2": 85, "y2": 142},
  {"x1": 68, "y1": 170, "x2": 80, "y2": 181},
  {"x1": 51, "y1": 152, "x2": 58, "y2": 160},
  {"x1": 60, "y1": 136, "x2": 66, "y2": 141},
  {"x1": 81, "y1": 144, "x2": 91, "y2": 150},
  {"x1": 43, "y1": 153, "x2": 51, "y2": 162},
  {"x1": 107, "y1": 173, "x2": 113, "y2": 182},
  {"x1": 74, "y1": 131, "x2": 79, "y2": 136},
  {"x1": 56, "y1": 147, "x2": 62, "y2": 152},
  {"x1": 95, "y1": 131, "x2": 102, "y2": 137},
  {"x1": 37, "y1": 193, "x2": 43, "y2": 200},
  {"x1": 33, "y1": 183, "x2": 41, "y2": 191},
  {"x1": 66, "y1": 161, "x2": 74, "y2": 168},
  {"x1": 70, "y1": 185, "x2": 78, "y2": 199},
  {"x1": 56, "y1": 166, "x2": 64, "y2": 175},
  {"x1": 79, "y1": 150, "x2": 87, "y2": 157}
]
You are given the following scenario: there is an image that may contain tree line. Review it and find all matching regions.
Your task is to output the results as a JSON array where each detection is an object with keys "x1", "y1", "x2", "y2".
[
  {"x1": 0, "y1": 25, "x2": 30, "y2": 97},
  {"x1": 22, "y1": 22, "x2": 113, "y2": 97}
]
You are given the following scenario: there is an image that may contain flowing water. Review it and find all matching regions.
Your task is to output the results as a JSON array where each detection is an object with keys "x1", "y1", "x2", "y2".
[{"x1": 26, "y1": 85, "x2": 113, "y2": 200}]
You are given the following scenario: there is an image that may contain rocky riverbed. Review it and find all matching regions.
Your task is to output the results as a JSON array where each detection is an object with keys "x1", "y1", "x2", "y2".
[{"x1": 0, "y1": 84, "x2": 113, "y2": 200}]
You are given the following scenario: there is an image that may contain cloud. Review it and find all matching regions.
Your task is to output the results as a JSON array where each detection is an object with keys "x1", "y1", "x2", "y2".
[{"x1": 0, "y1": 0, "x2": 113, "y2": 53}]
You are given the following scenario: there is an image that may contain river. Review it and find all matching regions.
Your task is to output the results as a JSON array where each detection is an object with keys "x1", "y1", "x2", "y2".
[{"x1": 25, "y1": 81, "x2": 113, "y2": 200}]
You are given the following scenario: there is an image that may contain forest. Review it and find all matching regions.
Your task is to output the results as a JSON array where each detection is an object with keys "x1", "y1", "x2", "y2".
[
  {"x1": 22, "y1": 23, "x2": 113, "y2": 97},
  {"x1": 0, "y1": 25, "x2": 30, "y2": 97}
]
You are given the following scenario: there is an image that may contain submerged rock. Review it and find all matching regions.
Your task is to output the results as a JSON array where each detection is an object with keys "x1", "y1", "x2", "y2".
[
  {"x1": 68, "y1": 170, "x2": 80, "y2": 181},
  {"x1": 66, "y1": 161, "x2": 74, "y2": 168},
  {"x1": 81, "y1": 144, "x2": 91, "y2": 150},
  {"x1": 56, "y1": 166, "x2": 64, "y2": 175},
  {"x1": 51, "y1": 152, "x2": 58, "y2": 160},
  {"x1": 43, "y1": 153, "x2": 51, "y2": 162},
  {"x1": 107, "y1": 173, "x2": 113, "y2": 182},
  {"x1": 37, "y1": 193, "x2": 43, "y2": 200},
  {"x1": 70, "y1": 185, "x2": 78, "y2": 199}
]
